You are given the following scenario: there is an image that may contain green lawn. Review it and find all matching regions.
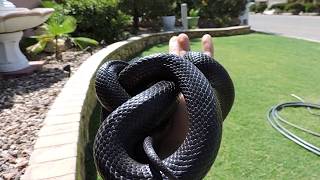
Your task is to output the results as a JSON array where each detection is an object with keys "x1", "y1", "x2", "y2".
[{"x1": 89, "y1": 33, "x2": 320, "y2": 180}]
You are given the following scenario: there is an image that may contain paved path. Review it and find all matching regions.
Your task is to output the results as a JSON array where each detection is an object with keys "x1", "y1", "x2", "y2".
[{"x1": 249, "y1": 14, "x2": 320, "y2": 42}]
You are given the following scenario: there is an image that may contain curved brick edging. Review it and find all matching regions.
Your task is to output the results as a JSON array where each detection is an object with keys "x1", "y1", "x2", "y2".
[{"x1": 22, "y1": 25, "x2": 250, "y2": 180}]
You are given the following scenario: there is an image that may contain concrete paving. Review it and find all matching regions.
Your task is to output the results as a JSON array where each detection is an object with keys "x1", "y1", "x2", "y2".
[{"x1": 249, "y1": 14, "x2": 320, "y2": 42}]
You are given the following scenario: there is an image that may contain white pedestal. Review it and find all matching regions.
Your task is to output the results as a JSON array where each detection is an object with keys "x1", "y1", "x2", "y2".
[
  {"x1": 0, "y1": 31, "x2": 29, "y2": 72},
  {"x1": 240, "y1": 2, "x2": 253, "y2": 25},
  {"x1": 0, "y1": 0, "x2": 16, "y2": 8},
  {"x1": 181, "y1": 3, "x2": 188, "y2": 30}
]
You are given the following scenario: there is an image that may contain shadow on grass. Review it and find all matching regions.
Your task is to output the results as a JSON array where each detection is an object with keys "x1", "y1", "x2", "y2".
[
  {"x1": 85, "y1": 104, "x2": 102, "y2": 180},
  {"x1": 253, "y1": 31, "x2": 281, "y2": 36}
]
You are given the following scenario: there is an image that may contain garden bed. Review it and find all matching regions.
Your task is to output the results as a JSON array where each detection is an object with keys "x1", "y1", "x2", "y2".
[{"x1": 0, "y1": 49, "x2": 99, "y2": 179}]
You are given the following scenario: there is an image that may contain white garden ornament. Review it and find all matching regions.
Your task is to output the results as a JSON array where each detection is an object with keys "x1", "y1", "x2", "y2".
[{"x1": 0, "y1": 0, "x2": 53, "y2": 73}]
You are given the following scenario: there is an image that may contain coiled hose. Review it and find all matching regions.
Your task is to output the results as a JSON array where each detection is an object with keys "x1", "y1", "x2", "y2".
[{"x1": 267, "y1": 94, "x2": 320, "y2": 155}]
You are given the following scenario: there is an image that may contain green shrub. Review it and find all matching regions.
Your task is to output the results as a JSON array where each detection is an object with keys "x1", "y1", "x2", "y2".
[
  {"x1": 304, "y1": 3, "x2": 320, "y2": 13},
  {"x1": 64, "y1": 0, "x2": 132, "y2": 43},
  {"x1": 285, "y1": 3, "x2": 305, "y2": 14},
  {"x1": 148, "y1": 0, "x2": 177, "y2": 17},
  {"x1": 269, "y1": 3, "x2": 286, "y2": 10},
  {"x1": 255, "y1": 3, "x2": 268, "y2": 13},
  {"x1": 119, "y1": 0, "x2": 176, "y2": 32},
  {"x1": 249, "y1": 4, "x2": 256, "y2": 12},
  {"x1": 197, "y1": 0, "x2": 247, "y2": 27},
  {"x1": 119, "y1": 0, "x2": 149, "y2": 32},
  {"x1": 41, "y1": 0, "x2": 65, "y2": 22},
  {"x1": 315, "y1": 4, "x2": 320, "y2": 13},
  {"x1": 305, "y1": 3, "x2": 315, "y2": 12},
  {"x1": 180, "y1": 0, "x2": 197, "y2": 9}
]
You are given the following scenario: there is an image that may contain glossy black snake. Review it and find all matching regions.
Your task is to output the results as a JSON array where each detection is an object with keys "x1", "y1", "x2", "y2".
[{"x1": 94, "y1": 52, "x2": 234, "y2": 179}]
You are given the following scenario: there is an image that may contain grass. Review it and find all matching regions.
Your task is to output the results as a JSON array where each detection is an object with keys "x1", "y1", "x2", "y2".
[
  {"x1": 88, "y1": 33, "x2": 320, "y2": 179},
  {"x1": 86, "y1": 105, "x2": 102, "y2": 180}
]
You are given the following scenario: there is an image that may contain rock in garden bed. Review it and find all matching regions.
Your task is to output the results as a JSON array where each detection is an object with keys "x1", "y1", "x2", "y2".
[{"x1": 0, "y1": 49, "x2": 99, "y2": 179}]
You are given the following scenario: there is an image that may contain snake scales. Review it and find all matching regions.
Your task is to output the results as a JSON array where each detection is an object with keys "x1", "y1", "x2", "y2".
[{"x1": 94, "y1": 52, "x2": 234, "y2": 180}]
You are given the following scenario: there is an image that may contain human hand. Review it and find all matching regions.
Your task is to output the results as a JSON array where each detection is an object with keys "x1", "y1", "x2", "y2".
[
  {"x1": 156, "y1": 34, "x2": 214, "y2": 158},
  {"x1": 169, "y1": 33, "x2": 214, "y2": 57}
]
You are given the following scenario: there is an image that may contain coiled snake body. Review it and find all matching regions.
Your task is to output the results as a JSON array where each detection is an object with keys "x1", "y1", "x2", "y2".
[{"x1": 94, "y1": 52, "x2": 234, "y2": 180}]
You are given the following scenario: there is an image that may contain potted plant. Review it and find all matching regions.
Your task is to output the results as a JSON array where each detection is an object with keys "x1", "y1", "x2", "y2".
[
  {"x1": 187, "y1": 8, "x2": 199, "y2": 29},
  {"x1": 162, "y1": 15, "x2": 175, "y2": 31},
  {"x1": 161, "y1": 16, "x2": 176, "y2": 31},
  {"x1": 158, "y1": 0, "x2": 176, "y2": 31}
]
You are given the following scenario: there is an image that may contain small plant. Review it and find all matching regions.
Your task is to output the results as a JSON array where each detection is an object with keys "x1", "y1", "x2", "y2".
[
  {"x1": 28, "y1": 16, "x2": 98, "y2": 59},
  {"x1": 189, "y1": 9, "x2": 199, "y2": 17},
  {"x1": 27, "y1": 1, "x2": 98, "y2": 59}
]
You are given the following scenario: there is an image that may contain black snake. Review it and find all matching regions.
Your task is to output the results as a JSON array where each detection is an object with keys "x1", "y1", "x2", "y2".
[{"x1": 94, "y1": 52, "x2": 234, "y2": 179}]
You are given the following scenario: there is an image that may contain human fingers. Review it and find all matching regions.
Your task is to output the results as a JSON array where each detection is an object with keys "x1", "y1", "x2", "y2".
[
  {"x1": 201, "y1": 34, "x2": 214, "y2": 57},
  {"x1": 156, "y1": 94, "x2": 189, "y2": 157},
  {"x1": 169, "y1": 36, "x2": 180, "y2": 56},
  {"x1": 177, "y1": 33, "x2": 190, "y2": 56}
]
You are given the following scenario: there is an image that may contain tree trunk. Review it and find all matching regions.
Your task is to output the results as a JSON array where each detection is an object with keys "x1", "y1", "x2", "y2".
[
  {"x1": 55, "y1": 36, "x2": 62, "y2": 60},
  {"x1": 133, "y1": 8, "x2": 139, "y2": 34},
  {"x1": 131, "y1": 0, "x2": 140, "y2": 35}
]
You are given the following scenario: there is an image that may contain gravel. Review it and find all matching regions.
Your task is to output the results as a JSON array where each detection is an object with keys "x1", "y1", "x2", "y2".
[{"x1": 0, "y1": 49, "x2": 99, "y2": 179}]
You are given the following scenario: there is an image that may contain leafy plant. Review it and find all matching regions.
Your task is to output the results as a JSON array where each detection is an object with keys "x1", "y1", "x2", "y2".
[
  {"x1": 27, "y1": 15, "x2": 98, "y2": 59},
  {"x1": 64, "y1": 0, "x2": 132, "y2": 43},
  {"x1": 189, "y1": 8, "x2": 199, "y2": 17}
]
